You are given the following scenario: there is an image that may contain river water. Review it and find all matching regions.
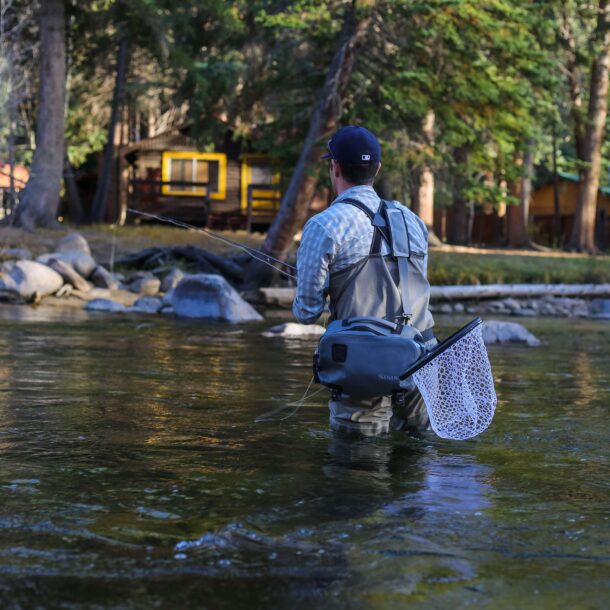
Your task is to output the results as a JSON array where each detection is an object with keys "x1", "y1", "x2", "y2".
[{"x1": 0, "y1": 306, "x2": 607, "y2": 609}]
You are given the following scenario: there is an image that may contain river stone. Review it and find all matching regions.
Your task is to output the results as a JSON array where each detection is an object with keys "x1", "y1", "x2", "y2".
[
  {"x1": 56, "y1": 232, "x2": 91, "y2": 255},
  {"x1": 0, "y1": 260, "x2": 64, "y2": 300},
  {"x1": 482, "y1": 320, "x2": 541, "y2": 347},
  {"x1": 170, "y1": 274, "x2": 263, "y2": 322},
  {"x1": 0, "y1": 247, "x2": 32, "y2": 261},
  {"x1": 590, "y1": 298, "x2": 610, "y2": 315},
  {"x1": 45, "y1": 258, "x2": 90, "y2": 292},
  {"x1": 161, "y1": 268, "x2": 185, "y2": 293},
  {"x1": 128, "y1": 271, "x2": 161, "y2": 295},
  {"x1": 38, "y1": 251, "x2": 96, "y2": 278},
  {"x1": 128, "y1": 296, "x2": 163, "y2": 314},
  {"x1": 85, "y1": 298, "x2": 127, "y2": 313},
  {"x1": 262, "y1": 323, "x2": 325, "y2": 338},
  {"x1": 91, "y1": 265, "x2": 120, "y2": 290}
]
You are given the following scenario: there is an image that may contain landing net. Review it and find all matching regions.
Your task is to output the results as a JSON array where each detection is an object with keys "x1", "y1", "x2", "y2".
[{"x1": 406, "y1": 318, "x2": 497, "y2": 440}]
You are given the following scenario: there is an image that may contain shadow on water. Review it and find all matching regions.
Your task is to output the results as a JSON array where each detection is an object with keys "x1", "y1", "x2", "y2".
[{"x1": 0, "y1": 307, "x2": 607, "y2": 608}]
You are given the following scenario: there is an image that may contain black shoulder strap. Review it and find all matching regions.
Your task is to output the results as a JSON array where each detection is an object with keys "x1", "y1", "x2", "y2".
[{"x1": 340, "y1": 198, "x2": 390, "y2": 255}]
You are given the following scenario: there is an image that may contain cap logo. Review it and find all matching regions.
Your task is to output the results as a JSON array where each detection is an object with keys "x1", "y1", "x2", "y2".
[{"x1": 362, "y1": 154, "x2": 371, "y2": 161}]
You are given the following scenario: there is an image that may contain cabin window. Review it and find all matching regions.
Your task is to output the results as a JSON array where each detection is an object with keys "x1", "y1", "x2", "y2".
[
  {"x1": 240, "y1": 154, "x2": 280, "y2": 211},
  {"x1": 161, "y1": 152, "x2": 227, "y2": 200}
]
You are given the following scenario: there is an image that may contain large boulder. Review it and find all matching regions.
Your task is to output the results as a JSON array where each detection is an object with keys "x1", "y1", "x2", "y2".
[
  {"x1": 169, "y1": 274, "x2": 263, "y2": 322},
  {"x1": 482, "y1": 320, "x2": 541, "y2": 347},
  {"x1": 262, "y1": 323, "x2": 326, "y2": 338},
  {"x1": 85, "y1": 298, "x2": 127, "y2": 313},
  {"x1": 0, "y1": 260, "x2": 64, "y2": 300},
  {"x1": 56, "y1": 232, "x2": 91, "y2": 255},
  {"x1": 38, "y1": 251, "x2": 96, "y2": 278}
]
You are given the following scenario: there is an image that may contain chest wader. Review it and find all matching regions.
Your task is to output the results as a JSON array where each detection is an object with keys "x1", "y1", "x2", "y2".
[{"x1": 314, "y1": 199, "x2": 435, "y2": 403}]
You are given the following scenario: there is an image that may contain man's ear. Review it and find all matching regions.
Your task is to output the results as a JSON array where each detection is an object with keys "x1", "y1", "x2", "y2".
[{"x1": 331, "y1": 159, "x2": 341, "y2": 178}]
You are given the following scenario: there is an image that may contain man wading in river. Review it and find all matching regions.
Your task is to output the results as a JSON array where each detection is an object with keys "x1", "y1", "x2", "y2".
[{"x1": 293, "y1": 125, "x2": 436, "y2": 435}]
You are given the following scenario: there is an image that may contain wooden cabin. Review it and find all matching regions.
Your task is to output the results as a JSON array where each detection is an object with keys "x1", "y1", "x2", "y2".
[
  {"x1": 113, "y1": 128, "x2": 282, "y2": 230},
  {"x1": 529, "y1": 172, "x2": 610, "y2": 246}
]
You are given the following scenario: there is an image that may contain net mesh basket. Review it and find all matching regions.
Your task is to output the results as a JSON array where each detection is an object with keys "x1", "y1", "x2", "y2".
[{"x1": 413, "y1": 324, "x2": 497, "y2": 440}]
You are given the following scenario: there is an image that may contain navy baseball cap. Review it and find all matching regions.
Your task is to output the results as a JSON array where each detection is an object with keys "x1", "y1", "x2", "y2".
[{"x1": 321, "y1": 125, "x2": 381, "y2": 163}]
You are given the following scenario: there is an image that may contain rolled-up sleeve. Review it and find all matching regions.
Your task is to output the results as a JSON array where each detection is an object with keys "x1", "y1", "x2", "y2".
[{"x1": 292, "y1": 218, "x2": 336, "y2": 324}]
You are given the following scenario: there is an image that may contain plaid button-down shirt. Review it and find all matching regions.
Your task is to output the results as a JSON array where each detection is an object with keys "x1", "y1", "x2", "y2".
[{"x1": 292, "y1": 185, "x2": 429, "y2": 324}]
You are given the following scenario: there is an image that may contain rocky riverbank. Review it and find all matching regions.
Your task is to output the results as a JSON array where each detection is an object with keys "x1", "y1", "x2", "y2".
[
  {"x1": 1, "y1": 232, "x2": 609, "y2": 324},
  {"x1": 429, "y1": 296, "x2": 610, "y2": 319}
]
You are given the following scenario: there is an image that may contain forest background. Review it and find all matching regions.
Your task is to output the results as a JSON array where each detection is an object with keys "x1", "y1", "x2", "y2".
[{"x1": 2, "y1": 0, "x2": 610, "y2": 271}]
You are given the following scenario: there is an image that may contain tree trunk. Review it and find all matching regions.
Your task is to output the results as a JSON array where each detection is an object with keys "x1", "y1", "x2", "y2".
[
  {"x1": 90, "y1": 37, "x2": 130, "y2": 223},
  {"x1": 448, "y1": 146, "x2": 471, "y2": 245},
  {"x1": 13, "y1": 0, "x2": 65, "y2": 230},
  {"x1": 255, "y1": 1, "x2": 364, "y2": 272},
  {"x1": 413, "y1": 110, "x2": 441, "y2": 244},
  {"x1": 507, "y1": 147, "x2": 533, "y2": 248},
  {"x1": 568, "y1": 0, "x2": 610, "y2": 252}
]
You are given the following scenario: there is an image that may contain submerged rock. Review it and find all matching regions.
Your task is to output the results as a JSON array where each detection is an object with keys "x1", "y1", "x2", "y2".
[
  {"x1": 85, "y1": 298, "x2": 127, "y2": 313},
  {"x1": 128, "y1": 296, "x2": 163, "y2": 314},
  {"x1": 38, "y1": 251, "x2": 96, "y2": 278},
  {"x1": 56, "y1": 232, "x2": 91, "y2": 255},
  {"x1": 91, "y1": 265, "x2": 119, "y2": 290},
  {"x1": 169, "y1": 274, "x2": 263, "y2": 322},
  {"x1": 0, "y1": 260, "x2": 64, "y2": 300},
  {"x1": 262, "y1": 323, "x2": 326, "y2": 338},
  {"x1": 482, "y1": 320, "x2": 541, "y2": 347}
]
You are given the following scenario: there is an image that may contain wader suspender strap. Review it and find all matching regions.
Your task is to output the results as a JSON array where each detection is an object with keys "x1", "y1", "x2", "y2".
[{"x1": 341, "y1": 198, "x2": 413, "y2": 322}]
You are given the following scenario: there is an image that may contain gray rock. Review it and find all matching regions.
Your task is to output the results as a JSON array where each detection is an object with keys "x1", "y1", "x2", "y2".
[
  {"x1": 438, "y1": 303, "x2": 453, "y2": 314},
  {"x1": 512, "y1": 308, "x2": 537, "y2": 317},
  {"x1": 127, "y1": 296, "x2": 163, "y2": 314},
  {"x1": 161, "y1": 268, "x2": 185, "y2": 293},
  {"x1": 91, "y1": 265, "x2": 120, "y2": 290},
  {"x1": 45, "y1": 258, "x2": 90, "y2": 292},
  {"x1": 503, "y1": 298, "x2": 522, "y2": 312},
  {"x1": 129, "y1": 276, "x2": 161, "y2": 296},
  {"x1": 56, "y1": 232, "x2": 91, "y2": 255},
  {"x1": 0, "y1": 260, "x2": 64, "y2": 300},
  {"x1": 160, "y1": 306, "x2": 175, "y2": 316},
  {"x1": 262, "y1": 323, "x2": 326, "y2": 338},
  {"x1": 85, "y1": 298, "x2": 127, "y2": 313},
  {"x1": 38, "y1": 251, "x2": 96, "y2": 278},
  {"x1": 482, "y1": 320, "x2": 541, "y2": 347},
  {"x1": 590, "y1": 299, "x2": 610, "y2": 315},
  {"x1": 127, "y1": 271, "x2": 160, "y2": 295},
  {"x1": 453, "y1": 302, "x2": 465, "y2": 313},
  {"x1": 0, "y1": 247, "x2": 32, "y2": 261},
  {"x1": 170, "y1": 274, "x2": 263, "y2": 322}
]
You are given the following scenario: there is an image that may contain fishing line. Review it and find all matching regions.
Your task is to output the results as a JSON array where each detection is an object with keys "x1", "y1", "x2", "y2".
[
  {"x1": 126, "y1": 208, "x2": 297, "y2": 280},
  {"x1": 255, "y1": 377, "x2": 326, "y2": 423}
]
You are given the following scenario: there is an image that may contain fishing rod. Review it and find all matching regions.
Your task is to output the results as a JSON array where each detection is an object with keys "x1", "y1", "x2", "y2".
[{"x1": 126, "y1": 208, "x2": 297, "y2": 280}]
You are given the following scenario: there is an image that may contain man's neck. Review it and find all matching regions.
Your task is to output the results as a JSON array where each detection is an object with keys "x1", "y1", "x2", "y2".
[{"x1": 335, "y1": 182, "x2": 374, "y2": 196}]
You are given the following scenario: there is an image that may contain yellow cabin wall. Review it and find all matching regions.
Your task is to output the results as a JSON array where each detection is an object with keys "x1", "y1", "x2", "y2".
[{"x1": 531, "y1": 181, "x2": 610, "y2": 216}]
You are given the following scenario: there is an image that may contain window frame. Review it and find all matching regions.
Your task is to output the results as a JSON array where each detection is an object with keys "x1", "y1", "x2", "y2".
[
  {"x1": 240, "y1": 154, "x2": 280, "y2": 211},
  {"x1": 161, "y1": 151, "x2": 227, "y2": 200}
]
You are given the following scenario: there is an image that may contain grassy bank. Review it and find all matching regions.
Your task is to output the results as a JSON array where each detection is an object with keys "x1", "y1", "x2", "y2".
[
  {"x1": 0, "y1": 224, "x2": 608, "y2": 285},
  {"x1": 428, "y1": 249, "x2": 610, "y2": 285}
]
